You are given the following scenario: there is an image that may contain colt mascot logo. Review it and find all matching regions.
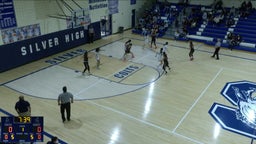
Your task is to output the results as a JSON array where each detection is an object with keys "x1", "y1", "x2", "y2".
[{"x1": 209, "y1": 81, "x2": 256, "y2": 139}]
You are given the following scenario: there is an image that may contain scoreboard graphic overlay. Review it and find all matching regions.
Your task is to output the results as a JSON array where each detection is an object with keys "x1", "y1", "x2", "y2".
[{"x1": 1, "y1": 116, "x2": 44, "y2": 143}]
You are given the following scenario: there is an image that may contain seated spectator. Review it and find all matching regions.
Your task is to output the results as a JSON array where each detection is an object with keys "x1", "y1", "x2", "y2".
[
  {"x1": 234, "y1": 34, "x2": 242, "y2": 45},
  {"x1": 180, "y1": 27, "x2": 188, "y2": 39},
  {"x1": 229, "y1": 34, "x2": 242, "y2": 50},
  {"x1": 247, "y1": 0, "x2": 252, "y2": 12},
  {"x1": 226, "y1": 18, "x2": 235, "y2": 27},
  {"x1": 174, "y1": 30, "x2": 181, "y2": 39},
  {"x1": 239, "y1": 0, "x2": 250, "y2": 18},
  {"x1": 202, "y1": 11, "x2": 208, "y2": 24},
  {"x1": 226, "y1": 32, "x2": 234, "y2": 50}
]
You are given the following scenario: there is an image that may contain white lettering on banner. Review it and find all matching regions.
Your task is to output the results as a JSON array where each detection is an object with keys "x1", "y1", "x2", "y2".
[
  {"x1": 65, "y1": 30, "x2": 84, "y2": 43},
  {"x1": 21, "y1": 38, "x2": 59, "y2": 56},
  {"x1": 20, "y1": 30, "x2": 84, "y2": 56}
]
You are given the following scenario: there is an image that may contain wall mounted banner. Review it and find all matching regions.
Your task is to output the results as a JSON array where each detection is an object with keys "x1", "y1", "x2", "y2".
[
  {"x1": 0, "y1": 0, "x2": 17, "y2": 29},
  {"x1": 0, "y1": 22, "x2": 101, "y2": 72},
  {"x1": 108, "y1": 0, "x2": 118, "y2": 14},
  {"x1": 1, "y1": 23, "x2": 40, "y2": 44},
  {"x1": 130, "y1": 0, "x2": 136, "y2": 5},
  {"x1": 0, "y1": 27, "x2": 87, "y2": 72}
]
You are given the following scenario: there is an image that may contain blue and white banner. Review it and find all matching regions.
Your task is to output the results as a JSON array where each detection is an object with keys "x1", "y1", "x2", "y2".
[
  {"x1": 108, "y1": 0, "x2": 118, "y2": 14},
  {"x1": 0, "y1": 0, "x2": 17, "y2": 29},
  {"x1": 1, "y1": 23, "x2": 41, "y2": 44}
]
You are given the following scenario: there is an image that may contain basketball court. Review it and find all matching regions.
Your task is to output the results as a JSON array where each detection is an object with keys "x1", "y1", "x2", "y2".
[{"x1": 1, "y1": 31, "x2": 256, "y2": 143}]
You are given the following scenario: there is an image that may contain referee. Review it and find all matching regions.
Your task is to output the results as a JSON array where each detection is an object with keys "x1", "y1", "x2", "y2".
[{"x1": 58, "y1": 86, "x2": 74, "y2": 123}]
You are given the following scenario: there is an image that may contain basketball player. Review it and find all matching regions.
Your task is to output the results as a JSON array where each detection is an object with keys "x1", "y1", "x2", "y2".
[
  {"x1": 95, "y1": 48, "x2": 100, "y2": 69},
  {"x1": 162, "y1": 52, "x2": 171, "y2": 74},
  {"x1": 189, "y1": 41, "x2": 195, "y2": 61},
  {"x1": 156, "y1": 42, "x2": 168, "y2": 58},
  {"x1": 123, "y1": 40, "x2": 134, "y2": 61},
  {"x1": 150, "y1": 28, "x2": 158, "y2": 49},
  {"x1": 82, "y1": 50, "x2": 91, "y2": 75},
  {"x1": 143, "y1": 32, "x2": 149, "y2": 49},
  {"x1": 157, "y1": 48, "x2": 164, "y2": 68}
]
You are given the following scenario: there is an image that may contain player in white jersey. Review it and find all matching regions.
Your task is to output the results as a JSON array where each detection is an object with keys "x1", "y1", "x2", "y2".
[{"x1": 95, "y1": 48, "x2": 100, "y2": 69}]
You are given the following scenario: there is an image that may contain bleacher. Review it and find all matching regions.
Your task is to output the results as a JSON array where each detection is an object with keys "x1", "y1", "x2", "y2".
[
  {"x1": 186, "y1": 6, "x2": 256, "y2": 52},
  {"x1": 133, "y1": 2, "x2": 256, "y2": 53},
  {"x1": 132, "y1": 2, "x2": 183, "y2": 38}
]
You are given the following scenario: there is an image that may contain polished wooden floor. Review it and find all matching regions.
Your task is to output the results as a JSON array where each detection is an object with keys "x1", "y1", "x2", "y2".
[{"x1": 1, "y1": 30, "x2": 256, "y2": 144}]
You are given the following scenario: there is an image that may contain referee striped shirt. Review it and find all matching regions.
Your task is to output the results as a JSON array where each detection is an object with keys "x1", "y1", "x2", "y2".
[{"x1": 58, "y1": 92, "x2": 73, "y2": 104}]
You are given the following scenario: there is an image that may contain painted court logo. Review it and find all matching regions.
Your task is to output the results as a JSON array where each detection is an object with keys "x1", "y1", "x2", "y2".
[{"x1": 209, "y1": 81, "x2": 256, "y2": 139}]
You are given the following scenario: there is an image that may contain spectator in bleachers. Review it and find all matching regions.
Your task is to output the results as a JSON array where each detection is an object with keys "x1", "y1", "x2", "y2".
[
  {"x1": 181, "y1": 27, "x2": 188, "y2": 38},
  {"x1": 202, "y1": 11, "x2": 208, "y2": 24},
  {"x1": 239, "y1": 0, "x2": 251, "y2": 18},
  {"x1": 227, "y1": 32, "x2": 235, "y2": 50},
  {"x1": 232, "y1": 34, "x2": 242, "y2": 47},
  {"x1": 229, "y1": 6, "x2": 236, "y2": 17},
  {"x1": 174, "y1": 29, "x2": 181, "y2": 39},
  {"x1": 227, "y1": 32, "x2": 242, "y2": 51},
  {"x1": 213, "y1": 13, "x2": 224, "y2": 25},
  {"x1": 247, "y1": 0, "x2": 253, "y2": 12},
  {"x1": 211, "y1": 0, "x2": 223, "y2": 11},
  {"x1": 226, "y1": 17, "x2": 235, "y2": 27}
]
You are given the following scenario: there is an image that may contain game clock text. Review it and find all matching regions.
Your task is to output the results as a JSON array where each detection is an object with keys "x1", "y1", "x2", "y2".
[{"x1": 1, "y1": 116, "x2": 44, "y2": 143}]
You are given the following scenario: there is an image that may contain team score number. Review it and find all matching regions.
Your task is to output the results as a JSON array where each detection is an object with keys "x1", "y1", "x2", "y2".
[
  {"x1": 4, "y1": 134, "x2": 15, "y2": 140},
  {"x1": 33, "y1": 126, "x2": 42, "y2": 132},
  {"x1": 14, "y1": 116, "x2": 31, "y2": 123},
  {"x1": 4, "y1": 126, "x2": 13, "y2": 133},
  {"x1": 30, "y1": 134, "x2": 42, "y2": 140}
]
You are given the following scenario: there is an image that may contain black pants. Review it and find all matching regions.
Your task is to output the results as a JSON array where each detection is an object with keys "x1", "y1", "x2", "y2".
[
  {"x1": 88, "y1": 33, "x2": 94, "y2": 43},
  {"x1": 212, "y1": 47, "x2": 220, "y2": 59},
  {"x1": 83, "y1": 61, "x2": 90, "y2": 73},
  {"x1": 60, "y1": 102, "x2": 71, "y2": 122},
  {"x1": 189, "y1": 49, "x2": 194, "y2": 57}
]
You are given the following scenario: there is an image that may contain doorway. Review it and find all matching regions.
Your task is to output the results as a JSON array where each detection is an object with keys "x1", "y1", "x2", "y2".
[
  {"x1": 132, "y1": 9, "x2": 136, "y2": 28},
  {"x1": 100, "y1": 15, "x2": 112, "y2": 37}
]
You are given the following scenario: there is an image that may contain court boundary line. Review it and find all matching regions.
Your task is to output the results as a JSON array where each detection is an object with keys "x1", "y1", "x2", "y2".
[
  {"x1": 0, "y1": 108, "x2": 68, "y2": 144},
  {"x1": 172, "y1": 68, "x2": 223, "y2": 133}
]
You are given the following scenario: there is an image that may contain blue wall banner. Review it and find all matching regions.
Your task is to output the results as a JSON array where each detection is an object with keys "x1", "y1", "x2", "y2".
[
  {"x1": 0, "y1": 22, "x2": 101, "y2": 72},
  {"x1": 130, "y1": 0, "x2": 136, "y2": 5},
  {"x1": 108, "y1": 0, "x2": 118, "y2": 14},
  {"x1": 0, "y1": 0, "x2": 17, "y2": 29}
]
